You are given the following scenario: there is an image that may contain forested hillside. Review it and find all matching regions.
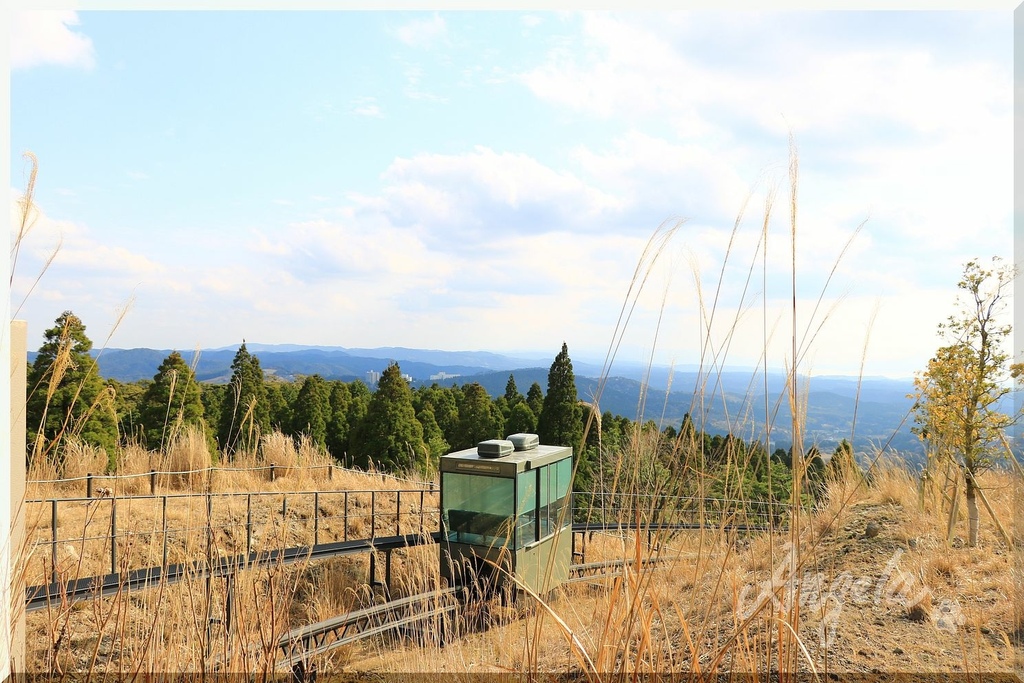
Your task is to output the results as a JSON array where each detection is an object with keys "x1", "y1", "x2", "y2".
[{"x1": 52, "y1": 342, "x2": 924, "y2": 457}]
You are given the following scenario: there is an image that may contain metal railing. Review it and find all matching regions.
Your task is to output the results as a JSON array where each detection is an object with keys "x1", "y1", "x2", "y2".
[
  {"x1": 574, "y1": 491, "x2": 794, "y2": 529},
  {"x1": 26, "y1": 486, "x2": 441, "y2": 587},
  {"x1": 24, "y1": 489, "x2": 793, "y2": 610},
  {"x1": 27, "y1": 463, "x2": 429, "y2": 497}
]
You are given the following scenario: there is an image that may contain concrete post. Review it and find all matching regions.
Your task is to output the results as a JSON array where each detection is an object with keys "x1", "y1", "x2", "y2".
[{"x1": 10, "y1": 320, "x2": 28, "y2": 677}]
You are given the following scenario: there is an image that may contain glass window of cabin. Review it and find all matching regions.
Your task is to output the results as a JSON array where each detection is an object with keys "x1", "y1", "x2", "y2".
[
  {"x1": 554, "y1": 456, "x2": 572, "y2": 525},
  {"x1": 538, "y1": 464, "x2": 553, "y2": 539},
  {"x1": 557, "y1": 456, "x2": 572, "y2": 497},
  {"x1": 442, "y1": 473, "x2": 514, "y2": 548},
  {"x1": 516, "y1": 471, "x2": 537, "y2": 548}
]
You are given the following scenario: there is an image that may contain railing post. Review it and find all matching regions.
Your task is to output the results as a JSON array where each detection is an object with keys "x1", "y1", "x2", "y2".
[
  {"x1": 314, "y1": 491, "x2": 320, "y2": 546},
  {"x1": 162, "y1": 495, "x2": 168, "y2": 570},
  {"x1": 270, "y1": 464, "x2": 276, "y2": 482},
  {"x1": 371, "y1": 490, "x2": 376, "y2": 540},
  {"x1": 50, "y1": 500, "x2": 58, "y2": 585},
  {"x1": 206, "y1": 491, "x2": 213, "y2": 564},
  {"x1": 396, "y1": 490, "x2": 401, "y2": 536},
  {"x1": 150, "y1": 469, "x2": 157, "y2": 495},
  {"x1": 110, "y1": 497, "x2": 118, "y2": 575},
  {"x1": 419, "y1": 490, "x2": 425, "y2": 536},
  {"x1": 86, "y1": 473, "x2": 94, "y2": 498},
  {"x1": 246, "y1": 493, "x2": 252, "y2": 563},
  {"x1": 343, "y1": 491, "x2": 349, "y2": 542},
  {"x1": 328, "y1": 464, "x2": 333, "y2": 481}
]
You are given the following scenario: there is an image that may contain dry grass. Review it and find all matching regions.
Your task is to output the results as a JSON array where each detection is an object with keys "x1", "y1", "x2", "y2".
[
  {"x1": 335, "y1": 461, "x2": 1020, "y2": 680},
  {"x1": 19, "y1": 435, "x2": 1022, "y2": 679}
]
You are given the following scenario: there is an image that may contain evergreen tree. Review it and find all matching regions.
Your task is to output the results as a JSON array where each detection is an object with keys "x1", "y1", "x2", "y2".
[
  {"x1": 537, "y1": 343, "x2": 586, "y2": 488},
  {"x1": 325, "y1": 380, "x2": 352, "y2": 460},
  {"x1": 217, "y1": 342, "x2": 270, "y2": 457},
  {"x1": 453, "y1": 382, "x2": 502, "y2": 449},
  {"x1": 26, "y1": 311, "x2": 118, "y2": 468},
  {"x1": 200, "y1": 383, "x2": 227, "y2": 442},
  {"x1": 417, "y1": 406, "x2": 449, "y2": 467},
  {"x1": 109, "y1": 378, "x2": 148, "y2": 446},
  {"x1": 350, "y1": 363, "x2": 427, "y2": 472},
  {"x1": 827, "y1": 439, "x2": 857, "y2": 480},
  {"x1": 503, "y1": 373, "x2": 524, "y2": 411},
  {"x1": 418, "y1": 384, "x2": 460, "y2": 448},
  {"x1": 266, "y1": 381, "x2": 298, "y2": 433},
  {"x1": 344, "y1": 380, "x2": 372, "y2": 467},
  {"x1": 526, "y1": 382, "x2": 544, "y2": 419},
  {"x1": 291, "y1": 374, "x2": 331, "y2": 447},
  {"x1": 537, "y1": 343, "x2": 583, "y2": 448},
  {"x1": 505, "y1": 401, "x2": 537, "y2": 435},
  {"x1": 138, "y1": 351, "x2": 205, "y2": 451}
]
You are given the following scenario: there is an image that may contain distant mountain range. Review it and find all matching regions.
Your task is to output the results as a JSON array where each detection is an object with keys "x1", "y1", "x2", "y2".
[{"x1": 34, "y1": 343, "x2": 926, "y2": 461}]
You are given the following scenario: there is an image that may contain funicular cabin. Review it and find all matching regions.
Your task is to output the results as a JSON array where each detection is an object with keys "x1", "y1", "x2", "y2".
[{"x1": 439, "y1": 433, "x2": 572, "y2": 600}]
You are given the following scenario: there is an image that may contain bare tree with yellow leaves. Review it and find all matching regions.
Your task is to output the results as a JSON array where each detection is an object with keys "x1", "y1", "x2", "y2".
[{"x1": 912, "y1": 257, "x2": 1021, "y2": 547}]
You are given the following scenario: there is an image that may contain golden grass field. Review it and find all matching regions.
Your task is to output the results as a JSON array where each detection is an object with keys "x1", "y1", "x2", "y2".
[{"x1": 15, "y1": 431, "x2": 1023, "y2": 681}]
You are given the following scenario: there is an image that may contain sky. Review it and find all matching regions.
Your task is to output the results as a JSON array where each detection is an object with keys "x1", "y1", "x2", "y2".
[{"x1": 6, "y1": 9, "x2": 1015, "y2": 379}]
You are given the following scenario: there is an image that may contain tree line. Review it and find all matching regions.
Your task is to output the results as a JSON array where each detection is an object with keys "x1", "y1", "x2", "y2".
[
  {"x1": 28, "y1": 312, "x2": 859, "y2": 516},
  {"x1": 25, "y1": 321, "x2": 591, "y2": 481}
]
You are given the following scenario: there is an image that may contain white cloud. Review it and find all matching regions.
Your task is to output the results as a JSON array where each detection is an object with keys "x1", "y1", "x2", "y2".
[
  {"x1": 402, "y1": 64, "x2": 448, "y2": 103},
  {"x1": 9, "y1": 192, "x2": 173, "y2": 347},
  {"x1": 351, "y1": 96, "x2": 382, "y2": 118},
  {"x1": 393, "y1": 14, "x2": 448, "y2": 49},
  {"x1": 370, "y1": 146, "x2": 624, "y2": 243},
  {"x1": 12, "y1": 11, "x2": 95, "y2": 71},
  {"x1": 519, "y1": 13, "x2": 1010, "y2": 145}
]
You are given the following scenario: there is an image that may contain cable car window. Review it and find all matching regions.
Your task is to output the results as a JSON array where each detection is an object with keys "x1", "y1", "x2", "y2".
[
  {"x1": 554, "y1": 456, "x2": 572, "y2": 526},
  {"x1": 538, "y1": 465, "x2": 552, "y2": 538},
  {"x1": 516, "y1": 471, "x2": 537, "y2": 548},
  {"x1": 442, "y1": 473, "x2": 514, "y2": 548}
]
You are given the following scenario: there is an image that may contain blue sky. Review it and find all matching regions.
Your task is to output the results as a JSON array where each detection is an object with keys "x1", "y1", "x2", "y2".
[{"x1": 7, "y1": 9, "x2": 1014, "y2": 378}]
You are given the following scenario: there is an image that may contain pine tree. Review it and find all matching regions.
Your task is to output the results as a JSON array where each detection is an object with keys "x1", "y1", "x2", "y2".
[
  {"x1": 537, "y1": 343, "x2": 583, "y2": 447},
  {"x1": 109, "y1": 378, "x2": 147, "y2": 446},
  {"x1": 350, "y1": 363, "x2": 427, "y2": 472},
  {"x1": 505, "y1": 401, "x2": 537, "y2": 435},
  {"x1": 417, "y1": 406, "x2": 449, "y2": 468},
  {"x1": 343, "y1": 380, "x2": 372, "y2": 467},
  {"x1": 526, "y1": 382, "x2": 544, "y2": 419},
  {"x1": 26, "y1": 311, "x2": 118, "y2": 469},
  {"x1": 291, "y1": 374, "x2": 331, "y2": 447},
  {"x1": 453, "y1": 382, "x2": 502, "y2": 449},
  {"x1": 503, "y1": 373, "x2": 523, "y2": 408},
  {"x1": 537, "y1": 342, "x2": 586, "y2": 488},
  {"x1": 218, "y1": 342, "x2": 270, "y2": 457},
  {"x1": 138, "y1": 351, "x2": 205, "y2": 451},
  {"x1": 325, "y1": 380, "x2": 352, "y2": 460},
  {"x1": 266, "y1": 381, "x2": 298, "y2": 433},
  {"x1": 417, "y1": 384, "x2": 460, "y2": 448}
]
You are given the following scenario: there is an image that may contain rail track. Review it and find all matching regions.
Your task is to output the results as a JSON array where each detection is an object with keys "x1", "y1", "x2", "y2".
[{"x1": 275, "y1": 556, "x2": 671, "y2": 677}]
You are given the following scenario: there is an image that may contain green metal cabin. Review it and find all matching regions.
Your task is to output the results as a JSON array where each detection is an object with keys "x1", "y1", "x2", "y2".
[{"x1": 439, "y1": 433, "x2": 572, "y2": 599}]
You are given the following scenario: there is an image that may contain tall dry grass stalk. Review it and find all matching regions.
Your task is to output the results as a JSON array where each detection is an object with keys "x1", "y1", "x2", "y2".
[{"x1": 159, "y1": 425, "x2": 214, "y2": 490}]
